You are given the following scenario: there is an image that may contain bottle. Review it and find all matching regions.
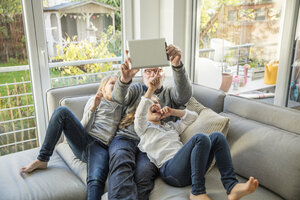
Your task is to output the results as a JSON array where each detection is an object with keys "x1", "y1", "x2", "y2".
[
  {"x1": 239, "y1": 76, "x2": 245, "y2": 87},
  {"x1": 233, "y1": 75, "x2": 239, "y2": 90}
]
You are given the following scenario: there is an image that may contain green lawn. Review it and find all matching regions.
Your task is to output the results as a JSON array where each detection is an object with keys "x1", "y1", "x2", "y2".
[
  {"x1": 0, "y1": 63, "x2": 61, "y2": 96},
  {"x1": 0, "y1": 62, "x2": 30, "y2": 95},
  {"x1": 0, "y1": 62, "x2": 28, "y2": 67},
  {"x1": 0, "y1": 71, "x2": 31, "y2": 84}
]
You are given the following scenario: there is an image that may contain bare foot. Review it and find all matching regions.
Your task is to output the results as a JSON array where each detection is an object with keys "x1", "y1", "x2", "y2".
[
  {"x1": 190, "y1": 193, "x2": 211, "y2": 200},
  {"x1": 20, "y1": 159, "x2": 48, "y2": 173},
  {"x1": 228, "y1": 177, "x2": 259, "y2": 200}
]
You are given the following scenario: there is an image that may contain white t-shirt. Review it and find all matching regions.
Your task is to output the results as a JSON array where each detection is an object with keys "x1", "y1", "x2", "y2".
[{"x1": 134, "y1": 96, "x2": 198, "y2": 168}]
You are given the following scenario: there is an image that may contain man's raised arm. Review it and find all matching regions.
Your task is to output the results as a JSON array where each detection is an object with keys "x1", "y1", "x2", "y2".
[
  {"x1": 167, "y1": 45, "x2": 192, "y2": 106},
  {"x1": 112, "y1": 54, "x2": 140, "y2": 105}
]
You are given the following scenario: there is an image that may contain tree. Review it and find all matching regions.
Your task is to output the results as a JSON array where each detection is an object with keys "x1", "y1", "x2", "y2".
[
  {"x1": 200, "y1": 0, "x2": 240, "y2": 31},
  {"x1": 0, "y1": 0, "x2": 22, "y2": 38},
  {"x1": 51, "y1": 26, "x2": 121, "y2": 79},
  {"x1": 97, "y1": 0, "x2": 121, "y2": 30}
]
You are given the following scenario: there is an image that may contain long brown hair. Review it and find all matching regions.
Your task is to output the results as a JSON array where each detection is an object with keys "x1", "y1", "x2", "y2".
[{"x1": 119, "y1": 107, "x2": 137, "y2": 129}]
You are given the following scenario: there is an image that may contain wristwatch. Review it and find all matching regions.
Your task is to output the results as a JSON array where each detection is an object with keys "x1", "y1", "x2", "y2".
[
  {"x1": 172, "y1": 62, "x2": 183, "y2": 70},
  {"x1": 119, "y1": 77, "x2": 132, "y2": 85}
]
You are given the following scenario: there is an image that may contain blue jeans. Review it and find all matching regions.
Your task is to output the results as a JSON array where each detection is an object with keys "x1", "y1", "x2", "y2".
[
  {"x1": 160, "y1": 132, "x2": 238, "y2": 195},
  {"x1": 108, "y1": 136, "x2": 159, "y2": 200},
  {"x1": 38, "y1": 106, "x2": 109, "y2": 200}
]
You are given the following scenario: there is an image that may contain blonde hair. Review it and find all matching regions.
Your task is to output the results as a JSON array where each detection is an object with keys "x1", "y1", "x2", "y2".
[
  {"x1": 98, "y1": 75, "x2": 118, "y2": 93},
  {"x1": 118, "y1": 94, "x2": 160, "y2": 129}
]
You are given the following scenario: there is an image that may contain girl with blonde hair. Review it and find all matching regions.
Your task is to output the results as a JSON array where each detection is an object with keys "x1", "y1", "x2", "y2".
[{"x1": 21, "y1": 75, "x2": 122, "y2": 200}]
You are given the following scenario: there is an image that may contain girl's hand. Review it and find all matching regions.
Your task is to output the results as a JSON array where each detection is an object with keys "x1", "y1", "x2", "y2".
[
  {"x1": 160, "y1": 106, "x2": 173, "y2": 119},
  {"x1": 91, "y1": 91, "x2": 103, "y2": 112},
  {"x1": 148, "y1": 75, "x2": 161, "y2": 92},
  {"x1": 144, "y1": 74, "x2": 161, "y2": 99}
]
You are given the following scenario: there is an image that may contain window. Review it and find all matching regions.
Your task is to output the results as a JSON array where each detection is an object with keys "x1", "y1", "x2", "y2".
[
  {"x1": 44, "y1": 0, "x2": 122, "y2": 88},
  {"x1": 195, "y1": 0, "x2": 283, "y2": 103},
  {"x1": 0, "y1": 0, "x2": 122, "y2": 156}
]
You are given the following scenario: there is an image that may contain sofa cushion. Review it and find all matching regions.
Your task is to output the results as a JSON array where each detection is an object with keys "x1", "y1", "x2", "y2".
[
  {"x1": 56, "y1": 142, "x2": 87, "y2": 184},
  {"x1": 221, "y1": 112, "x2": 300, "y2": 200},
  {"x1": 192, "y1": 83, "x2": 226, "y2": 113},
  {"x1": 0, "y1": 148, "x2": 86, "y2": 200},
  {"x1": 56, "y1": 142, "x2": 109, "y2": 199},
  {"x1": 224, "y1": 95, "x2": 300, "y2": 134},
  {"x1": 60, "y1": 95, "x2": 91, "y2": 120},
  {"x1": 149, "y1": 167, "x2": 283, "y2": 200}
]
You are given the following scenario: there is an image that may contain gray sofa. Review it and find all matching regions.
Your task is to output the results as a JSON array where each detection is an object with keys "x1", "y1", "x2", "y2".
[{"x1": 0, "y1": 82, "x2": 299, "y2": 200}]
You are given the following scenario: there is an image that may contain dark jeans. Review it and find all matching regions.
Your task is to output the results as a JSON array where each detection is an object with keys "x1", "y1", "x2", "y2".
[
  {"x1": 38, "y1": 106, "x2": 109, "y2": 200},
  {"x1": 108, "y1": 136, "x2": 159, "y2": 200},
  {"x1": 160, "y1": 132, "x2": 238, "y2": 195}
]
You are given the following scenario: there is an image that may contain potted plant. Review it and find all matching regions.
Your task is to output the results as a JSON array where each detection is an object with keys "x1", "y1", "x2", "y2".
[{"x1": 248, "y1": 58, "x2": 265, "y2": 80}]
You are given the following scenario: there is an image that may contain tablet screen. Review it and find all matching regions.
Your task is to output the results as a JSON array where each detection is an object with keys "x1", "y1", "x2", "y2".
[{"x1": 127, "y1": 38, "x2": 170, "y2": 69}]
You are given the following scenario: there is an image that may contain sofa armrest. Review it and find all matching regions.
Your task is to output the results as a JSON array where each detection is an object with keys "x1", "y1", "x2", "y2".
[{"x1": 46, "y1": 83, "x2": 100, "y2": 118}]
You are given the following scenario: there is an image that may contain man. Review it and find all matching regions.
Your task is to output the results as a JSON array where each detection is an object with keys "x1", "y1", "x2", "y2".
[{"x1": 108, "y1": 44, "x2": 192, "y2": 200}]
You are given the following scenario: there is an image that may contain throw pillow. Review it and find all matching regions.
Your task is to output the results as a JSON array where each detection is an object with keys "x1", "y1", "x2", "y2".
[
  {"x1": 185, "y1": 97, "x2": 206, "y2": 114},
  {"x1": 181, "y1": 97, "x2": 230, "y2": 172},
  {"x1": 181, "y1": 108, "x2": 230, "y2": 144},
  {"x1": 182, "y1": 97, "x2": 230, "y2": 143}
]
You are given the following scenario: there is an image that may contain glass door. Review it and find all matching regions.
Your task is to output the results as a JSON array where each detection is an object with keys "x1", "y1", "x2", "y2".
[
  {"x1": 0, "y1": 0, "x2": 123, "y2": 156},
  {"x1": 0, "y1": 0, "x2": 39, "y2": 155}
]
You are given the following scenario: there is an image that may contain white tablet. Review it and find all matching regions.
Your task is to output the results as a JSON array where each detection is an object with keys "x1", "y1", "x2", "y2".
[{"x1": 127, "y1": 38, "x2": 170, "y2": 69}]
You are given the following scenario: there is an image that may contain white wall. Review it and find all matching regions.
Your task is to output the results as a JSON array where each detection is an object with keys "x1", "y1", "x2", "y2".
[
  {"x1": 132, "y1": 0, "x2": 160, "y2": 39},
  {"x1": 160, "y1": 0, "x2": 174, "y2": 43},
  {"x1": 123, "y1": 0, "x2": 189, "y2": 78},
  {"x1": 173, "y1": 0, "x2": 186, "y2": 59},
  {"x1": 124, "y1": 0, "x2": 187, "y2": 56},
  {"x1": 140, "y1": 0, "x2": 160, "y2": 39}
]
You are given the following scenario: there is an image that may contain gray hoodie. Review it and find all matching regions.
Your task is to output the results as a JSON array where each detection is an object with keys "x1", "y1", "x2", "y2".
[{"x1": 112, "y1": 65, "x2": 192, "y2": 140}]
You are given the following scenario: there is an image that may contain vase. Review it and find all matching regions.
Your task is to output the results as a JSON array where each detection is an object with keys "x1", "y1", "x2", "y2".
[{"x1": 220, "y1": 73, "x2": 233, "y2": 92}]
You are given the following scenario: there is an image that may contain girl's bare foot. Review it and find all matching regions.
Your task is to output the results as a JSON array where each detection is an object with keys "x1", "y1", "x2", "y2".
[
  {"x1": 20, "y1": 159, "x2": 48, "y2": 173},
  {"x1": 228, "y1": 177, "x2": 259, "y2": 200},
  {"x1": 190, "y1": 193, "x2": 211, "y2": 200}
]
